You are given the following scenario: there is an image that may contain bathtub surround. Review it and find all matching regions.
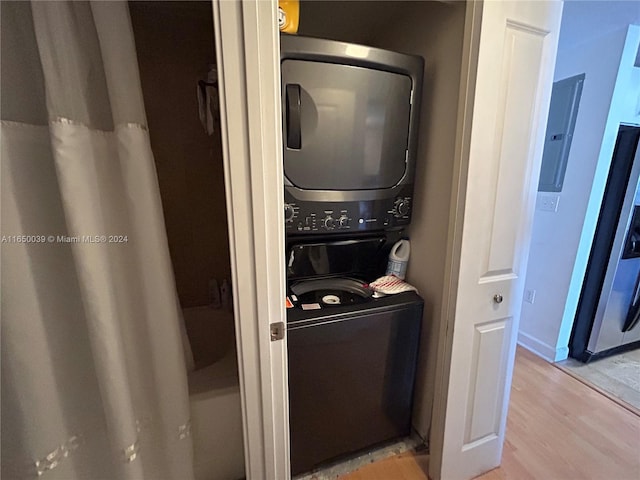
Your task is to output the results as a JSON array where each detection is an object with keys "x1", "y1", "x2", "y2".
[
  {"x1": 1, "y1": 2, "x2": 194, "y2": 479},
  {"x1": 129, "y1": 4, "x2": 243, "y2": 479},
  {"x1": 183, "y1": 306, "x2": 245, "y2": 480},
  {"x1": 129, "y1": 1, "x2": 232, "y2": 309},
  {"x1": 182, "y1": 306, "x2": 235, "y2": 370}
]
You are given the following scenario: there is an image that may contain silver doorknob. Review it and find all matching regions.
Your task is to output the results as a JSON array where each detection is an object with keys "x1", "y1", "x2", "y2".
[{"x1": 493, "y1": 294, "x2": 503, "y2": 304}]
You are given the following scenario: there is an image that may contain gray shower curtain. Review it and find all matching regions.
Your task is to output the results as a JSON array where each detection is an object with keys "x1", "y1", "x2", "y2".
[{"x1": 1, "y1": 2, "x2": 195, "y2": 478}]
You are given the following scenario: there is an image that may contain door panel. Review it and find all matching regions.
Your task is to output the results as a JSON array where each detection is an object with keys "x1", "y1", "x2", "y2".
[
  {"x1": 482, "y1": 23, "x2": 547, "y2": 280},
  {"x1": 464, "y1": 317, "x2": 511, "y2": 446},
  {"x1": 438, "y1": 2, "x2": 562, "y2": 479}
]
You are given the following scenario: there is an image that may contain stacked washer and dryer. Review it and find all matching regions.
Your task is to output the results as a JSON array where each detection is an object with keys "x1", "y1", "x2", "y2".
[{"x1": 279, "y1": 34, "x2": 426, "y2": 475}]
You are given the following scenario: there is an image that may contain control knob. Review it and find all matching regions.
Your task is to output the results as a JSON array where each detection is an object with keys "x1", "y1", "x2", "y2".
[
  {"x1": 284, "y1": 203, "x2": 296, "y2": 222},
  {"x1": 339, "y1": 215, "x2": 350, "y2": 228},
  {"x1": 394, "y1": 198, "x2": 410, "y2": 217},
  {"x1": 323, "y1": 216, "x2": 336, "y2": 229}
]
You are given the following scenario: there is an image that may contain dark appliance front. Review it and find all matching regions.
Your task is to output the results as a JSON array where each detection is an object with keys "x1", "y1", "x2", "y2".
[
  {"x1": 285, "y1": 235, "x2": 423, "y2": 475},
  {"x1": 570, "y1": 126, "x2": 640, "y2": 361},
  {"x1": 280, "y1": 35, "x2": 424, "y2": 235},
  {"x1": 285, "y1": 231, "x2": 405, "y2": 282},
  {"x1": 282, "y1": 35, "x2": 425, "y2": 476},
  {"x1": 287, "y1": 292, "x2": 423, "y2": 475}
]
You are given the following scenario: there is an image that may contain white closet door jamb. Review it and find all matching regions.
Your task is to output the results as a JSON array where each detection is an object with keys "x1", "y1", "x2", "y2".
[{"x1": 212, "y1": 1, "x2": 289, "y2": 479}]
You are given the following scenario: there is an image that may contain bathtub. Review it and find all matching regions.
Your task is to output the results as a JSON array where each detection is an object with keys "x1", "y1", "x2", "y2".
[{"x1": 182, "y1": 306, "x2": 245, "y2": 480}]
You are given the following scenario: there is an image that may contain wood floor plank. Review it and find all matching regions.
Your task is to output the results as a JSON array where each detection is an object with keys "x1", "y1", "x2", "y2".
[
  {"x1": 340, "y1": 451, "x2": 429, "y2": 480},
  {"x1": 496, "y1": 347, "x2": 640, "y2": 480},
  {"x1": 338, "y1": 347, "x2": 640, "y2": 480}
]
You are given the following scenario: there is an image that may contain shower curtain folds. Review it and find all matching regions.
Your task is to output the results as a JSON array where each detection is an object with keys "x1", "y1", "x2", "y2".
[{"x1": 1, "y1": 2, "x2": 195, "y2": 479}]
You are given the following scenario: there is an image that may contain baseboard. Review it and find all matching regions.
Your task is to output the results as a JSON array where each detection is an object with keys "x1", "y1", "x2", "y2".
[
  {"x1": 554, "y1": 345, "x2": 569, "y2": 361},
  {"x1": 517, "y1": 332, "x2": 567, "y2": 362}
]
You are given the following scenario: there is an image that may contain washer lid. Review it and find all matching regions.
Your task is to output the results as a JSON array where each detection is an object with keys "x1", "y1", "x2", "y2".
[
  {"x1": 290, "y1": 277, "x2": 372, "y2": 298},
  {"x1": 291, "y1": 277, "x2": 373, "y2": 308}
]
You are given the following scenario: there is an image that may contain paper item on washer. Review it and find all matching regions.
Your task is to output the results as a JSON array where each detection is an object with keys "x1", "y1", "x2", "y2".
[{"x1": 369, "y1": 275, "x2": 418, "y2": 295}]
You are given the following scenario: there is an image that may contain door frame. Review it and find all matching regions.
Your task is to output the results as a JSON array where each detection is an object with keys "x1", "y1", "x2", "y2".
[
  {"x1": 428, "y1": 0, "x2": 482, "y2": 476},
  {"x1": 213, "y1": 0, "x2": 560, "y2": 479},
  {"x1": 212, "y1": 0, "x2": 484, "y2": 477},
  {"x1": 212, "y1": 1, "x2": 289, "y2": 479}
]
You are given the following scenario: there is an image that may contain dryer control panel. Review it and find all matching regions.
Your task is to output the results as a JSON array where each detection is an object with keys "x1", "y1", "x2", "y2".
[{"x1": 284, "y1": 188, "x2": 413, "y2": 235}]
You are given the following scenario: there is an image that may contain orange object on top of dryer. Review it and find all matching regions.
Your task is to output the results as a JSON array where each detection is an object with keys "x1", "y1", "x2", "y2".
[{"x1": 278, "y1": 0, "x2": 299, "y2": 34}]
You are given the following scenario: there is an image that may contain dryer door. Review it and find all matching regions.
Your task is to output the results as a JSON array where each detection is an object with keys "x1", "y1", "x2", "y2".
[{"x1": 281, "y1": 59, "x2": 412, "y2": 191}]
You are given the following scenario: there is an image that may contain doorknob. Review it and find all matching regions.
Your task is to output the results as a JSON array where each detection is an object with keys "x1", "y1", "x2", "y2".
[{"x1": 493, "y1": 294, "x2": 503, "y2": 304}]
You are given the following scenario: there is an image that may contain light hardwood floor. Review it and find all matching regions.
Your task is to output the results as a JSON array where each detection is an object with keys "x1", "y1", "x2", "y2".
[{"x1": 340, "y1": 347, "x2": 640, "y2": 480}]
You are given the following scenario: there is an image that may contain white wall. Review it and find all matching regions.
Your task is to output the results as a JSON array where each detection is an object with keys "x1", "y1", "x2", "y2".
[{"x1": 519, "y1": 23, "x2": 640, "y2": 362}]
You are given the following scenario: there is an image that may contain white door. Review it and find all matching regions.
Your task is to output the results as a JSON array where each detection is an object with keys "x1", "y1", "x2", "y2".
[{"x1": 433, "y1": 2, "x2": 563, "y2": 479}]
